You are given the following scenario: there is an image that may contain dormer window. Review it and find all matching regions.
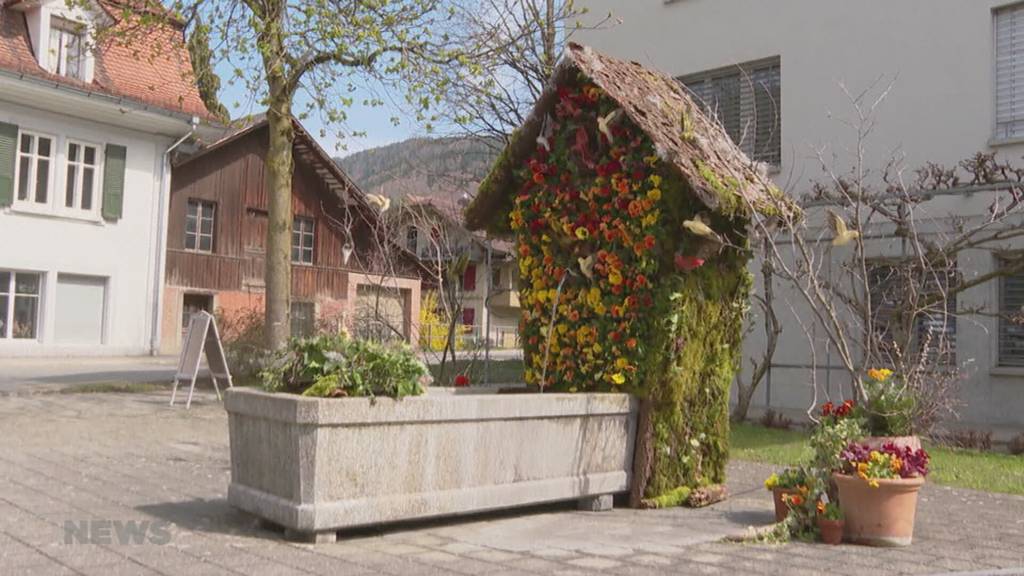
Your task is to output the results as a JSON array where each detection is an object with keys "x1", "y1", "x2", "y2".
[{"x1": 48, "y1": 18, "x2": 84, "y2": 80}]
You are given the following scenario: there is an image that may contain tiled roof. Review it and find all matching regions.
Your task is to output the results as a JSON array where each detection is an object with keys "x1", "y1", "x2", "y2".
[{"x1": 0, "y1": 4, "x2": 212, "y2": 120}]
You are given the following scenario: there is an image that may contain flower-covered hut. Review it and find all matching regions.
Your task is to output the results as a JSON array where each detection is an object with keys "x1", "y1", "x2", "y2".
[{"x1": 464, "y1": 43, "x2": 792, "y2": 505}]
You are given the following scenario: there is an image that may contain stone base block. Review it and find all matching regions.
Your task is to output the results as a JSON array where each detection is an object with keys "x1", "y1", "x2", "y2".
[
  {"x1": 578, "y1": 494, "x2": 614, "y2": 512},
  {"x1": 285, "y1": 529, "x2": 337, "y2": 544}
]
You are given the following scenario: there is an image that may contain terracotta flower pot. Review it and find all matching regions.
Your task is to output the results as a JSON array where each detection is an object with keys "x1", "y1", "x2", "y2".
[
  {"x1": 818, "y1": 517, "x2": 844, "y2": 545},
  {"x1": 833, "y1": 473, "x2": 925, "y2": 547},
  {"x1": 863, "y1": 435, "x2": 921, "y2": 452},
  {"x1": 771, "y1": 487, "x2": 799, "y2": 523}
]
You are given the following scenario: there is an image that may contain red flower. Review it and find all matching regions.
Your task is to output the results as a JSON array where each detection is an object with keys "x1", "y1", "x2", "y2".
[
  {"x1": 674, "y1": 254, "x2": 706, "y2": 272},
  {"x1": 454, "y1": 374, "x2": 470, "y2": 387},
  {"x1": 643, "y1": 235, "x2": 656, "y2": 249},
  {"x1": 821, "y1": 401, "x2": 834, "y2": 417}
]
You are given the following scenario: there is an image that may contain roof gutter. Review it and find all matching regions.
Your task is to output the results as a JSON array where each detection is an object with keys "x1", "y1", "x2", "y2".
[{"x1": 0, "y1": 68, "x2": 223, "y2": 135}]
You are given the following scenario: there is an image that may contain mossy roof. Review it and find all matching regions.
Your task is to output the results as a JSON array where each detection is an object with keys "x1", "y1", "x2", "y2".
[{"x1": 464, "y1": 43, "x2": 793, "y2": 234}]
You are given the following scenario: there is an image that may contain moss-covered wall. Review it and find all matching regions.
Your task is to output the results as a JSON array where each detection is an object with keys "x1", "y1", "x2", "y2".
[{"x1": 509, "y1": 73, "x2": 752, "y2": 503}]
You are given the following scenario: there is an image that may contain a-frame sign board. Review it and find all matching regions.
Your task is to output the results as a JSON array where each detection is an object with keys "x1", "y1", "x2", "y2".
[{"x1": 171, "y1": 311, "x2": 233, "y2": 409}]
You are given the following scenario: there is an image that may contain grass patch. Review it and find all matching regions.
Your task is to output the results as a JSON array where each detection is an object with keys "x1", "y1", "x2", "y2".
[
  {"x1": 730, "y1": 422, "x2": 1024, "y2": 496},
  {"x1": 60, "y1": 382, "x2": 170, "y2": 394},
  {"x1": 428, "y1": 359, "x2": 524, "y2": 386}
]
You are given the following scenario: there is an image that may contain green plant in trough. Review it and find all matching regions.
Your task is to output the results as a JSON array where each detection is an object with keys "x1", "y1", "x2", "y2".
[{"x1": 261, "y1": 334, "x2": 428, "y2": 399}]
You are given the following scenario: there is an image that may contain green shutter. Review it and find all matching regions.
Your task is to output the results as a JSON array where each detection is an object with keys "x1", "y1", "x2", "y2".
[
  {"x1": 101, "y1": 143, "x2": 127, "y2": 221},
  {"x1": 0, "y1": 122, "x2": 17, "y2": 207}
]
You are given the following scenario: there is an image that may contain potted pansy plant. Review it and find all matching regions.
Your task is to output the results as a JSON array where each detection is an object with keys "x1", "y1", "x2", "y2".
[
  {"x1": 764, "y1": 467, "x2": 810, "y2": 523},
  {"x1": 833, "y1": 442, "x2": 930, "y2": 547},
  {"x1": 816, "y1": 498, "x2": 844, "y2": 545}
]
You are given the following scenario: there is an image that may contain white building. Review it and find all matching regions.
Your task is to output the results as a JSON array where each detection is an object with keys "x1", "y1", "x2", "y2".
[
  {"x1": 577, "y1": 0, "x2": 1024, "y2": 433},
  {"x1": 0, "y1": 0, "x2": 218, "y2": 356},
  {"x1": 400, "y1": 196, "x2": 521, "y2": 349}
]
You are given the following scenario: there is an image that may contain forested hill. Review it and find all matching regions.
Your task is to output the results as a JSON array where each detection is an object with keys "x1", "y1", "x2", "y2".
[{"x1": 336, "y1": 137, "x2": 499, "y2": 203}]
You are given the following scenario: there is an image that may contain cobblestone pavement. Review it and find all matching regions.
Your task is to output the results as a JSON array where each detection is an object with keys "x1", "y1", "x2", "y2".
[{"x1": 0, "y1": 392, "x2": 1022, "y2": 575}]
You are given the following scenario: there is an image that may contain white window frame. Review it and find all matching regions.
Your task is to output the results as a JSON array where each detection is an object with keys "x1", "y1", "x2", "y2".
[
  {"x1": 61, "y1": 138, "x2": 102, "y2": 217},
  {"x1": 292, "y1": 216, "x2": 315, "y2": 265},
  {"x1": 0, "y1": 270, "x2": 42, "y2": 340},
  {"x1": 14, "y1": 130, "x2": 56, "y2": 211},
  {"x1": 48, "y1": 18, "x2": 85, "y2": 81},
  {"x1": 184, "y1": 199, "x2": 216, "y2": 253}
]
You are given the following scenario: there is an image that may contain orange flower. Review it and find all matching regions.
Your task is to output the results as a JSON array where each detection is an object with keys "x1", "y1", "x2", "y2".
[{"x1": 626, "y1": 338, "x2": 638, "y2": 349}]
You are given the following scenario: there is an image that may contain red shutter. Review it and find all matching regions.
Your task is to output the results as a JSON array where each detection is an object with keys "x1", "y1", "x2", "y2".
[
  {"x1": 463, "y1": 264, "x2": 477, "y2": 291},
  {"x1": 462, "y1": 307, "x2": 476, "y2": 327}
]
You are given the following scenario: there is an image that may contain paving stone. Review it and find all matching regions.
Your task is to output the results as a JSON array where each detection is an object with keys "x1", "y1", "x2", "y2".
[
  {"x1": 1, "y1": 392, "x2": 1023, "y2": 576},
  {"x1": 629, "y1": 553, "x2": 672, "y2": 566},
  {"x1": 566, "y1": 556, "x2": 623, "y2": 570},
  {"x1": 468, "y1": 549, "x2": 525, "y2": 563}
]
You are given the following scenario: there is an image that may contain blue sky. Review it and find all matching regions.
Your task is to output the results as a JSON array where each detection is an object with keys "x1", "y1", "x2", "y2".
[{"x1": 215, "y1": 64, "x2": 428, "y2": 159}]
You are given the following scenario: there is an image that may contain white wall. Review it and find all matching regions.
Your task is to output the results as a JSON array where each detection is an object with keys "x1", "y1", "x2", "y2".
[
  {"x1": 577, "y1": 0, "x2": 1024, "y2": 433},
  {"x1": 0, "y1": 101, "x2": 171, "y2": 356}
]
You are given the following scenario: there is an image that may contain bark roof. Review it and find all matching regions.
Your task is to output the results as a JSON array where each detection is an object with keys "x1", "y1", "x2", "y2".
[{"x1": 464, "y1": 43, "x2": 791, "y2": 234}]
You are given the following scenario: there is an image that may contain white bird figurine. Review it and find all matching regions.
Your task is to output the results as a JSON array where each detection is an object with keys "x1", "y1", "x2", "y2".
[
  {"x1": 827, "y1": 210, "x2": 859, "y2": 246},
  {"x1": 578, "y1": 254, "x2": 595, "y2": 280},
  {"x1": 597, "y1": 108, "x2": 621, "y2": 143},
  {"x1": 366, "y1": 194, "x2": 390, "y2": 212},
  {"x1": 682, "y1": 213, "x2": 721, "y2": 242},
  {"x1": 537, "y1": 114, "x2": 553, "y2": 151}
]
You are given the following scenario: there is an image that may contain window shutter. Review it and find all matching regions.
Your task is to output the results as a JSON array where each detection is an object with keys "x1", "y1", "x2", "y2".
[
  {"x1": 1000, "y1": 270, "x2": 1024, "y2": 366},
  {"x1": 101, "y1": 143, "x2": 126, "y2": 221},
  {"x1": 679, "y1": 57, "x2": 781, "y2": 166},
  {"x1": 0, "y1": 122, "x2": 17, "y2": 207},
  {"x1": 996, "y1": 5, "x2": 1024, "y2": 140},
  {"x1": 463, "y1": 264, "x2": 477, "y2": 292}
]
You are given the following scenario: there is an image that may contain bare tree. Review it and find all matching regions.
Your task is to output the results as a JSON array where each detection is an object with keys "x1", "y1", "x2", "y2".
[
  {"x1": 746, "y1": 82, "x2": 1024, "y2": 432},
  {"x1": 442, "y1": 0, "x2": 615, "y2": 148}
]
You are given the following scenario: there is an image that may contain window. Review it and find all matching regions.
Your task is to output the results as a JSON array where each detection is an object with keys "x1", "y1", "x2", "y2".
[
  {"x1": 996, "y1": 4, "x2": 1024, "y2": 140},
  {"x1": 48, "y1": 18, "x2": 84, "y2": 80},
  {"x1": 868, "y1": 264, "x2": 957, "y2": 366},
  {"x1": 290, "y1": 302, "x2": 315, "y2": 338},
  {"x1": 406, "y1": 226, "x2": 418, "y2": 253},
  {"x1": 679, "y1": 57, "x2": 781, "y2": 165},
  {"x1": 181, "y1": 293, "x2": 212, "y2": 330},
  {"x1": 462, "y1": 307, "x2": 476, "y2": 327},
  {"x1": 15, "y1": 132, "x2": 54, "y2": 206},
  {"x1": 462, "y1": 264, "x2": 477, "y2": 292},
  {"x1": 64, "y1": 141, "x2": 99, "y2": 213},
  {"x1": 491, "y1": 266, "x2": 502, "y2": 289},
  {"x1": 999, "y1": 264, "x2": 1024, "y2": 366},
  {"x1": 292, "y1": 216, "x2": 315, "y2": 264},
  {"x1": 185, "y1": 199, "x2": 216, "y2": 252},
  {"x1": 0, "y1": 271, "x2": 41, "y2": 339}
]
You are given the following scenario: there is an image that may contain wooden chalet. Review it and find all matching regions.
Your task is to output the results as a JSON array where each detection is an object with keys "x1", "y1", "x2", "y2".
[{"x1": 160, "y1": 117, "x2": 423, "y2": 353}]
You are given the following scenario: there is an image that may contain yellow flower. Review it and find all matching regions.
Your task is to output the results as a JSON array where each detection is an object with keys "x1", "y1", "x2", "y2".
[
  {"x1": 557, "y1": 324, "x2": 568, "y2": 335},
  {"x1": 647, "y1": 188, "x2": 662, "y2": 201},
  {"x1": 611, "y1": 373, "x2": 626, "y2": 385},
  {"x1": 608, "y1": 270, "x2": 623, "y2": 286},
  {"x1": 869, "y1": 479, "x2": 880, "y2": 489},
  {"x1": 764, "y1": 473, "x2": 779, "y2": 490},
  {"x1": 615, "y1": 357, "x2": 629, "y2": 370},
  {"x1": 641, "y1": 211, "x2": 659, "y2": 228},
  {"x1": 587, "y1": 287, "x2": 602, "y2": 309},
  {"x1": 867, "y1": 368, "x2": 893, "y2": 381},
  {"x1": 575, "y1": 227, "x2": 589, "y2": 240},
  {"x1": 648, "y1": 174, "x2": 662, "y2": 187},
  {"x1": 643, "y1": 155, "x2": 660, "y2": 167}
]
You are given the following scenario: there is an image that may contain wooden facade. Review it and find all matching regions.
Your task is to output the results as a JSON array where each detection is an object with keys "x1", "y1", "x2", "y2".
[{"x1": 161, "y1": 118, "x2": 422, "y2": 353}]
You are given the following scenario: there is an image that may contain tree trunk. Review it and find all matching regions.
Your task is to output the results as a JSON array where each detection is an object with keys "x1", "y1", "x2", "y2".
[
  {"x1": 265, "y1": 102, "x2": 294, "y2": 349},
  {"x1": 543, "y1": 0, "x2": 556, "y2": 76},
  {"x1": 260, "y1": 6, "x2": 294, "y2": 350}
]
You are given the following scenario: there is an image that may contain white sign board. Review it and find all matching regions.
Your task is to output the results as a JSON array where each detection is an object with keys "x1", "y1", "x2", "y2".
[{"x1": 170, "y1": 311, "x2": 233, "y2": 409}]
